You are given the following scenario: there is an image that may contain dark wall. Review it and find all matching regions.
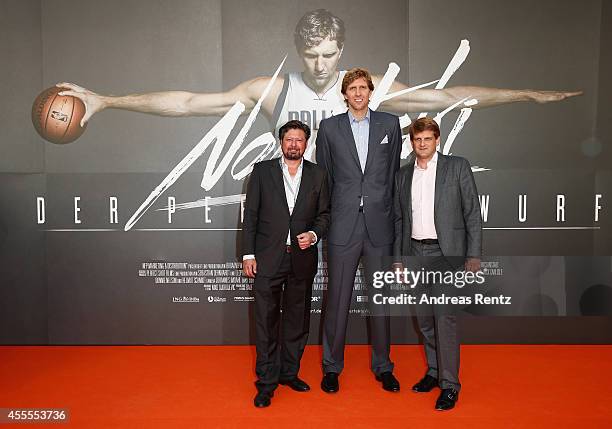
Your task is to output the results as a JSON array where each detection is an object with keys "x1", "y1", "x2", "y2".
[{"x1": 0, "y1": 0, "x2": 610, "y2": 344}]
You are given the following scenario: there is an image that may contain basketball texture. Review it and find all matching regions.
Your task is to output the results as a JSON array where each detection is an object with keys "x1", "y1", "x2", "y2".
[{"x1": 32, "y1": 87, "x2": 87, "y2": 144}]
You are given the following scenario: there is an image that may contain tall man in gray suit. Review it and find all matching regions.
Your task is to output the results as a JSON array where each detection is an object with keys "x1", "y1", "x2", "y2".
[
  {"x1": 393, "y1": 117, "x2": 482, "y2": 411},
  {"x1": 316, "y1": 68, "x2": 402, "y2": 393}
]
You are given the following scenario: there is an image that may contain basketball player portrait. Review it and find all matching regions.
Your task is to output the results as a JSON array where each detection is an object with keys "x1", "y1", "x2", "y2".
[{"x1": 56, "y1": 9, "x2": 580, "y2": 161}]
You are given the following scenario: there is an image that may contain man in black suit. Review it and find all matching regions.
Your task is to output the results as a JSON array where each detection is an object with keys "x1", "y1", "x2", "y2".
[
  {"x1": 393, "y1": 117, "x2": 482, "y2": 411},
  {"x1": 316, "y1": 68, "x2": 402, "y2": 393},
  {"x1": 242, "y1": 120, "x2": 330, "y2": 408}
]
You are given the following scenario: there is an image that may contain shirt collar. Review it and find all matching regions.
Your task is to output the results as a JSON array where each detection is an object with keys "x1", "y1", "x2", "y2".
[
  {"x1": 280, "y1": 156, "x2": 304, "y2": 171},
  {"x1": 414, "y1": 151, "x2": 439, "y2": 170},
  {"x1": 348, "y1": 108, "x2": 370, "y2": 123}
]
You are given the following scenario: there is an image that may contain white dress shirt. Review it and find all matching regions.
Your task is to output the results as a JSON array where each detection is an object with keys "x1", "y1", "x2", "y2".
[
  {"x1": 280, "y1": 157, "x2": 304, "y2": 245},
  {"x1": 411, "y1": 151, "x2": 438, "y2": 240}
]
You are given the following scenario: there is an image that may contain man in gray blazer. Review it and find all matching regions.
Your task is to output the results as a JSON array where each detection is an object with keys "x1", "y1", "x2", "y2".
[
  {"x1": 393, "y1": 117, "x2": 482, "y2": 411},
  {"x1": 316, "y1": 68, "x2": 402, "y2": 393}
]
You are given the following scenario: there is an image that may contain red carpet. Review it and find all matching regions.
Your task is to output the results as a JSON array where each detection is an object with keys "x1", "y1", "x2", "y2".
[{"x1": 1, "y1": 345, "x2": 611, "y2": 428}]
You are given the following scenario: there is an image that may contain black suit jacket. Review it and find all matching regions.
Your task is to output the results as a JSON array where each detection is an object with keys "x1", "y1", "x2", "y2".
[
  {"x1": 242, "y1": 158, "x2": 330, "y2": 278},
  {"x1": 393, "y1": 153, "x2": 482, "y2": 264},
  {"x1": 315, "y1": 109, "x2": 401, "y2": 246}
]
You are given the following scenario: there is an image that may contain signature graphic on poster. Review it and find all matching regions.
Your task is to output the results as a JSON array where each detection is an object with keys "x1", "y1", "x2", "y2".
[{"x1": 125, "y1": 42, "x2": 475, "y2": 231}]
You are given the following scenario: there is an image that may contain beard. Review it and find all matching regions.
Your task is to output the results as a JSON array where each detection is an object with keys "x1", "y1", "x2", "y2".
[{"x1": 283, "y1": 149, "x2": 303, "y2": 160}]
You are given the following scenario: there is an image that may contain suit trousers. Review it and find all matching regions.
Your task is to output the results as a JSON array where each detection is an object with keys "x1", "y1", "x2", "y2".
[
  {"x1": 322, "y1": 212, "x2": 394, "y2": 375},
  {"x1": 253, "y1": 251, "x2": 313, "y2": 393},
  {"x1": 410, "y1": 240, "x2": 461, "y2": 391}
]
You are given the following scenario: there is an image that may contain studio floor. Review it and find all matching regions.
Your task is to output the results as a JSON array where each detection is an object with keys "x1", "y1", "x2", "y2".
[{"x1": 1, "y1": 345, "x2": 611, "y2": 428}]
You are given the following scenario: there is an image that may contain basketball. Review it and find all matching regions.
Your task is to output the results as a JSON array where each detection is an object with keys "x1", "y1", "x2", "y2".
[{"x1": 31, "y1": 86, "x2": 87, "y2": 144}]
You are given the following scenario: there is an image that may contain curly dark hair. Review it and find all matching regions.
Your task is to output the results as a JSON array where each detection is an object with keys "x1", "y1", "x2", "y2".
[{"x1": 278, "y1": 120, "x2": 311, "y2": 141}]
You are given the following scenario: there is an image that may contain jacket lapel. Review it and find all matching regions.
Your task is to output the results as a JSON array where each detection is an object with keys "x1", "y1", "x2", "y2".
[
  {"x1": 404, "y1": 163, "x2": 415, "y2": 225},
  {"x1": 364, "y1": 110, "x2": 383, "y2": 174},
  {"x1": 338, "y1": 113, "x2": 363, "y2": 172},
  {"x1": 434, "y1": 153, "x2": 448, "y2": 219},
  {"x1": 271, "y1": 159, "x2": 290, "y2": 216}
]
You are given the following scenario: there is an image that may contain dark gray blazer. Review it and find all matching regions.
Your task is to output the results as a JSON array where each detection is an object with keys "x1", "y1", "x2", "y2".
[
  {"x1": 393, "y1": 152, "x2": 482, "y2": 260},
  {"x1": 315, "y1": 110, "x2": 401, "y2": 246}
]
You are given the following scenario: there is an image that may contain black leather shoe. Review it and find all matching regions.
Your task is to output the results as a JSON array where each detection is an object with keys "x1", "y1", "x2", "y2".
[
  {"x1": 279, "y1": 377, "x2": 310, "y2": 392},
  {"x1": 435, "y1": 388, "x2": 459, "y2": 411},
  {"x1": 375, "y1": 371, "x2": 400, "y2": 392},
  {"x1": 412, "y1": 374, "x2": 438, "y2": 392},
  {"x1": 254, "y1": 391, "x2": 274, "y2": 408},
  {"x1": 321, "y1": 372, "x2": 339, "y2": 393}
]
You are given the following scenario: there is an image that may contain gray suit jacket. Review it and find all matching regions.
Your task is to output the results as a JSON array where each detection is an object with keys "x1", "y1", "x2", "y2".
[
  {"x1": 393, "y1": 152, "x2": 482, "y2": 261},
  {"x1": 315, "y1": 109, "x2": 401, "y2": 246}
]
